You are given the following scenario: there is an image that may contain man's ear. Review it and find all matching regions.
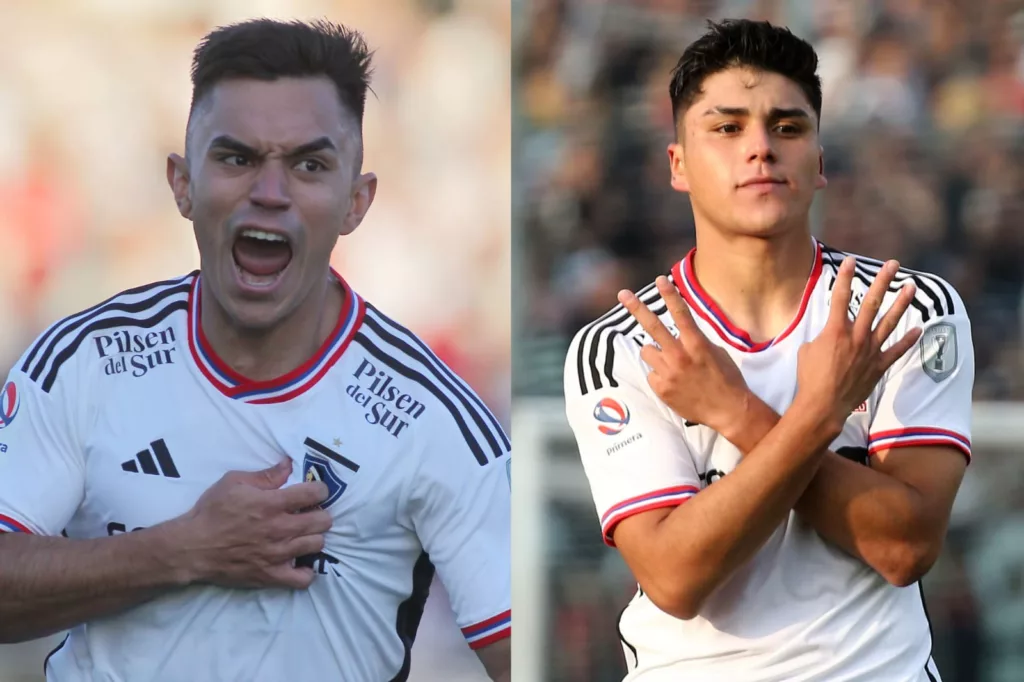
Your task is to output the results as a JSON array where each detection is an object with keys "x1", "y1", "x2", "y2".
[
  {"x1": 816, "y1": 145, "x2": 828, "y2": 190},
  {"x1": 167, "y1": 153, "x2": 193, "y2": 219},
  {"x1": 341, "y1": 172, "x2": 377, "y2": 236},
  {"x1": 667, "y1": 142, "x2": 690, "y2": 193}
]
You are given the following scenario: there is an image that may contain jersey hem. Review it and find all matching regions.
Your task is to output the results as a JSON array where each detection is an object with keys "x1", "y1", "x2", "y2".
[
  {"x1": 462, "y1": 609, "x2": 511, "y2": 649},
  {"x1": 868, "y1": 427, "x2": 971, "y2": 463},
  {"x1": 601, "y1": 485, "x2": 699, "y2": 546}
]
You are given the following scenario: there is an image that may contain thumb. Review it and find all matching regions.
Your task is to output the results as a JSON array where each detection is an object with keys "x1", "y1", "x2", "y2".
[{"x1": 235, "y1": 459, "x2": 293, "y2": 490}]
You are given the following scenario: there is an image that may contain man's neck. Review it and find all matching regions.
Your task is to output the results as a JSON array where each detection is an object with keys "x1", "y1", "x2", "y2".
[
  {"x1": 690, "y1": 227, "x2": 817, "y2": 344},
  {"x1": 200, "y1": 278, "x2": 343, "y2": 383}
]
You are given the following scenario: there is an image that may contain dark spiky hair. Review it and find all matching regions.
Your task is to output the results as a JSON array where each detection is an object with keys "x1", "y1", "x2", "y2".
[
  {"x1": 669, "y1": 19, "x2": 821, "y2": 127},
  {"x1": 189, "y1": 18, "x2": 373, "y2": 130}
]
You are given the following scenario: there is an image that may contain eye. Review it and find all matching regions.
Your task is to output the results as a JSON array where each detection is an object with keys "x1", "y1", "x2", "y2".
[
  {"x1": 295, "y1": 159, "x2": 326, "y2": 172},
  {"x1": 775, "y1": 123, "x2": 803, "y2": 135},
  {"x1": 716, "y1": 123, "x2": 741, "y2": 134},
  {"x1": 219, "y1": 154, "x2": 250, "y2": 167}
]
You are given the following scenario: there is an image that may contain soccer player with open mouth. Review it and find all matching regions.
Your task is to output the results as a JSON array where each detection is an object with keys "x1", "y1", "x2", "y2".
[
  {"x1": 565, "y1": 19, "x2": 972, "y2": 682},
  {"x1": 0, "y1": 19, "x2": 510, "y2": 682}
]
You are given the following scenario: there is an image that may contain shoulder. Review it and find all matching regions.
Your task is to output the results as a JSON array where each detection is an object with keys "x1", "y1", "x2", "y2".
[
  {"x1": 564, "y1": 277, "x2": 665, "y2": 400},
  {"x1": 819, "y1": 244, "x2": 967, "y2": 328},
  {"x1": 351, "y1": 301, "x2": 509, "y2": 468},
  {"x1": 13, "y1": 273, "x2": 195, "y2": 396}
]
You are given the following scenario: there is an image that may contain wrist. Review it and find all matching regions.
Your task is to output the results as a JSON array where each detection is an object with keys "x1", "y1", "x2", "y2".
[
  {"x1": 789, "y1": 393, "x2": 845, "y2": 445},
  {"x1": 719, "y1": 392, "x2": 780, "y2": 452},
  {"x1": 144, "y1": 517, "x2": 201, "y2": 587}
]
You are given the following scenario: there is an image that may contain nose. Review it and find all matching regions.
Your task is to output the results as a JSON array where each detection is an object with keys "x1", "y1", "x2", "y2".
[
  {"x1": 249, "y1": 160, "x2": 291, "y2": 210},
  {"x1": 745, "y1": 124, "x2": 776, "y2": 164}
]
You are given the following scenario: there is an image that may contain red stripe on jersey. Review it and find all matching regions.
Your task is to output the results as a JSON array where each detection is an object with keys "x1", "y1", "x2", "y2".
[
  {"x1": 672, "y1": 240, "x2": 823, "y2": 353},
  {"x1": 602, "y1": 494, "x2": 696, "y2": 547},
  {"x1": 869, "y1": 427, "x2": 971, "y2": 447},
  {"x1": 468, "y1": 627, "x2": 511, "y2": 650},
  {"x1": 186, "y1": 269, "x2": 363, "y2": 403},
  {"x1": 0, "y1": 514, "x2": 33, "y2": 533},
  {"x1": 868, "y1": 437, "x2": 972, "y2": 463},
  {"x1": 461, "y1": 609, "x2": 511, "y2": 635}
]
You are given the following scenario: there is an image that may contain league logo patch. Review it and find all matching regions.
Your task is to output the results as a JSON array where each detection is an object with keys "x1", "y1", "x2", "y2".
[
  {"x1": 594, "y1": 397, "x2": 630, "y2": 436},
  {"x1": 920, "y1": 322, "x2": 957, "y2": 383},
  {"x1": 303, "y1": 453, "x2": 348, "y2": 509},
  {"x1": 0, "y1": 382, "x2": 20, "y2": 430}
]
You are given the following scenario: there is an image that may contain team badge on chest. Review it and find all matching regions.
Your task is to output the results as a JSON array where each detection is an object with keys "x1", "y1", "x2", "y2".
[{"x1": 301, "y1": 437, "x2": 360, "y2": 509}]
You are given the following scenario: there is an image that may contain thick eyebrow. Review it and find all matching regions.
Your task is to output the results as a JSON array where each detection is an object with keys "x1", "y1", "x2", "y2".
[
  {"x1": 701, "y1": 106, "x2": 811, "y2": 122},
  {"x1": 207, "y1": 135, "x2": 337, "y2": 158}
]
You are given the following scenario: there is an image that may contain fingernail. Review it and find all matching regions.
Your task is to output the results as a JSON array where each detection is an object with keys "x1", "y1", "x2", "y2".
[
  {"x1": 617, "y1": 290, "x2": 635, "y2": 304},
  {"x1": 843, "y1": 256, "x2": 854, "y2": 269}
]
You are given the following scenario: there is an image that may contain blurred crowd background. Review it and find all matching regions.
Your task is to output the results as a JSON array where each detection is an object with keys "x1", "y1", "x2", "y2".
[
  {"x1": 0, "y1": 1, "x2": 508, "y2": 681},
  {"x1": 513, "y1": 0, "x2": 1024, "y2": 681}
]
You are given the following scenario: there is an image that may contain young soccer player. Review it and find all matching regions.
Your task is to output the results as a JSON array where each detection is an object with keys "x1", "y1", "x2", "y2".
[{"x1": 566, "y1": 19, "x2": 971, "y2": 682}]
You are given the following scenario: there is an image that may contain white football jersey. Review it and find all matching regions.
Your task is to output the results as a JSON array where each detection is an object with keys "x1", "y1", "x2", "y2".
[
  {"x1": 0, "y1": 271, "x2": 511, "y2": 682},
  {"x1": 565, "y1": 240, "x2": 973, "y2": 682}
]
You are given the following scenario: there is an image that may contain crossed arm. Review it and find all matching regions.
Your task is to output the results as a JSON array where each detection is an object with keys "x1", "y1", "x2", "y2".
[{"x1": 611, "y1": 258, "x2": 967, "y2": 618}]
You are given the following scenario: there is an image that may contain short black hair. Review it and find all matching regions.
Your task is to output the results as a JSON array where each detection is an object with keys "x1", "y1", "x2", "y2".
[
  {"x1": 669, "y1": 19, "x2": 821, "y2": 127},
  {"x1": 188, "y1": 18, "x2": 373, "y2": 137}
]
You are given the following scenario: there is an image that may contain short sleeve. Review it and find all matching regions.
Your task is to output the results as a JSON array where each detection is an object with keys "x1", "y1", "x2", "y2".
[
  {"x1": 0, "y1": 365, "x2": 86, "y2": 535},
  {"x1": 869, "y1": 294, "x2": 974, "y2": 462},
  {"x1": 565, "y1": 325, "x2": 700, "y2": 547},
  {"x1": 408, "y1": 406, "x2": 510, "y2": 651}
]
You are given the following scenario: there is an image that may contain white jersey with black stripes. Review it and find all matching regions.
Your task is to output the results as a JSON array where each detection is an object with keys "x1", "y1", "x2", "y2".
[
  {"x1": 564, "y1": 239, "x2": 972, "y2": 682},
  {"x1": 0, "y1": 271, "x2": 510, "y2": 682}
]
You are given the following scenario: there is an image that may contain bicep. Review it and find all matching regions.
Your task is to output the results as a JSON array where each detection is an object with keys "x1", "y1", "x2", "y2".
[
  {"x1": 474, "y1": 636, "x2": 510, "y2": 681},
  {"x1": 871, "y1": 445, "x2": 966, "y2": 533}
]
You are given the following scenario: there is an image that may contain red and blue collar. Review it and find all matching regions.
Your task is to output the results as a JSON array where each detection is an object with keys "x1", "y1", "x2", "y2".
[
  {"x1": 670, "y1": 240, "x2": 822, "y2": 353},
  {"x1": 187, "y1": 270, "x2": 365, "y2": 404}
]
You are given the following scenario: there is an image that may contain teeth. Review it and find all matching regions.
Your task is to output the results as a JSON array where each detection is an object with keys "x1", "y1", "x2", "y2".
[{"x1": 241, "y1": 229, "x2": 287, "y2": 243}]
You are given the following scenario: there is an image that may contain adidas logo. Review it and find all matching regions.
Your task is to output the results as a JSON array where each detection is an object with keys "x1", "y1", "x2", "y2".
[{"x1": 122, "y1": 439, "x2": 180, "y2": 478}]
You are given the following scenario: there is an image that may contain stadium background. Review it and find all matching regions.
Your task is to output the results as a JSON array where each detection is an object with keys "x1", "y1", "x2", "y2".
[
  {"x1": 0, "y1": 1, "x2": 509, "y2": 681},
  {"x1": 512, "y1": 1, "x2": 1024, "y2": 681}
]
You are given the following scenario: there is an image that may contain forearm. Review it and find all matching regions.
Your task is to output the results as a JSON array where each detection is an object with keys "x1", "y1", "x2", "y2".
[
  {"x1": 0, "y1": 523, "x2": 192, "y2": 643},
  {"x1": 642, "y1": 399, "x2": 834, "y2": 616},
  {"x1": 730, "y1": 400, "x2": 932, "y2": 583}
]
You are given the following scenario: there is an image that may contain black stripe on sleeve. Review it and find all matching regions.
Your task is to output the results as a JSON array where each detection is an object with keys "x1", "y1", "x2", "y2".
[
  {"x1": 362, "y1": 307, "x2": 508, "y2": 455},
  {"x1": 39, "y1": 300, "x2": 188, "y2": 393},
  {"x1": 22, "y1": 275, "x2": 193, "y2": 375},
  {"x1": 352, "y1": 333, "x2": 494, "y2": 466},
  {"x1": 575, "y1": 282, "x2": 662, "y2": 396}
]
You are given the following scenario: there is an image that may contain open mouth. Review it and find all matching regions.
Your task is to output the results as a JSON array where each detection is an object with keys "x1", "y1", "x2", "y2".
[{"x1": 232, "y1": 228, "x2": 293, "y2": 288}]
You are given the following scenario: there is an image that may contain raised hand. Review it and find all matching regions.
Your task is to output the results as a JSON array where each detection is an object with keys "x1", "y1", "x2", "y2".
[
  {"x1": 618, "y1": 276, "x2": 751, "y2": 437},
  {"x1": 795, "y1": 257, "x2": 922, "y2": 436},
  {"x1": 170, "y1": 459, "x2": 334, "y2": 590}
]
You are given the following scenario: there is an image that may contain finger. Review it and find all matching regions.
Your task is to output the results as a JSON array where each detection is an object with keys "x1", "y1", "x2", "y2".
[
  {"x1": 226, "y1": 460, "x2": 292, "y2": 490},
  {"x1": 879, "y1": 327, "x2": 923, "y2": 369},
  {"x1": 266, "y1": 564, "x2": 316, "y2": 590},
  {"x1": 872, "y1": 281, "x2": 917, "y2": 347},
  {"x1": 280, "y1": 509, "x2": 334, "y2": 537},
  {"x1": 828, "y1": 257, "x2": 855, "y2": 328},
  {"x1": 639, "y1": 343, "x2": 668, "y2": 373},
  {"x1": 655, "y1": 276, "x2": 701, "y2": 346},
  {"x1": 274, "y1": 481, "x2": 329, "y2": 512},
  {"x1": 618, "y1": 289, "x2": 676, "y2": 350},
  {"x1": 282, "y1": 534, "x2": 326, "y2": 560},
  {"x1": 854, "y1": 260, "x2": 899, "y2": 339}
]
